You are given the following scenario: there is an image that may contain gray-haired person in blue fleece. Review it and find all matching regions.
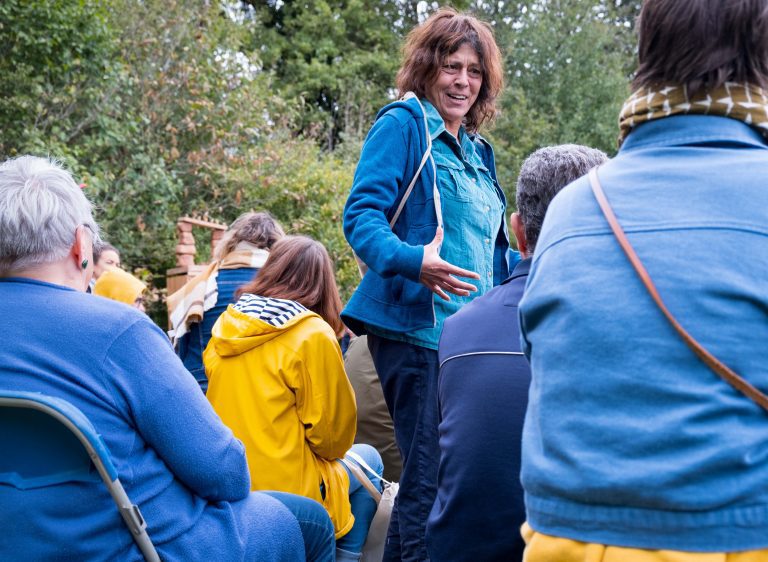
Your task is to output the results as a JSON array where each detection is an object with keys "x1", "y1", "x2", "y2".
[
  {"x1": 342, "y1": 8, "x2": 509, "y2": 561},
  {"x1": 426, "y1": 145, "x2": 607, "y2": 562},
  {"x1": 0, "y1": 155, "x2": 335, "y2": 562}
]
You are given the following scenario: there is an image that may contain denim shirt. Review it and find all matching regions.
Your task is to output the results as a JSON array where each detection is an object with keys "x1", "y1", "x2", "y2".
[{"x1": 369, "y1": 100, "x2": 505, "y2": 349}]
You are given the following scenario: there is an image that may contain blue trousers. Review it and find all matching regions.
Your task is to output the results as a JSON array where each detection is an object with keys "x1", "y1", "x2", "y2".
[
  {"x1": 264, "y1": 491, "x2": 335, "y2": 562},
  {"x1": 368, "y1": 335, "x2": 440, "y2": 562},
  {"x1": 336, "y1": 443, "x2": 384, "y2": 559}
]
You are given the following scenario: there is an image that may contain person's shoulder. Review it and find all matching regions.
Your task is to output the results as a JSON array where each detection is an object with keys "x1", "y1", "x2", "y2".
[
  {"x1": 375, "y1": 98, "x2": 424, "y2": 129},
  {"x1": 83, "y1": 293, "x2": 167, "y2": 343},
  {"x1": 443, "y1": 283, "x2": 509, "y2": 333},
  {"x1": 297, "y1": 313, "x2": 339, "y2": 342},
  {"x1": 543, "y1": 171, "x2": 593, "y2": 218}
]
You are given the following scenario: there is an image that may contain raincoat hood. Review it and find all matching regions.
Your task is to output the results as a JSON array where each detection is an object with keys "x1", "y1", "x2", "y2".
[
  {"x1": 93, "y1": 267, "x2": 146, "y2": 306},
  {"x1": 209, "y1": 294, "x2": 318, "y2": 357}
]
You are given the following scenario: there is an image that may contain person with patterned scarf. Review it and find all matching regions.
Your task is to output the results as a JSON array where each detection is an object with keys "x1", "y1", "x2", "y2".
[
  {"x1": 168, "y1": 211, "x2": 284, "y2": 393},
  {"x1": 519, "y1": 0, "x2": 768, "y2": 559}
]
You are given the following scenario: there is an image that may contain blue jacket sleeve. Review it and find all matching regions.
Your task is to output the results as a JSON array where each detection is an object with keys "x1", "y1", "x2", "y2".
[
  {"x1": 343, "y1": 113, "x2": 425, "y2": 282},
  {"x1": 101, "y1": 318, "x2": 251, "y2": 502}
]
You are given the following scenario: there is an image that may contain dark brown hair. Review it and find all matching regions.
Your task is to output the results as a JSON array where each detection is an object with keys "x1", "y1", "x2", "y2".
[
  {"x1": 396, "y1": 7, "x2": 503, "y2": 132},
  {"x1": 236, "y1": 235, "x2": 344, "y2": 336},
  {"x1": 93, "y1": 241, "x2": 119, "y2": 263},
  {"x1": 633, "y1": 0, "x2": 768, "y2": 95}
]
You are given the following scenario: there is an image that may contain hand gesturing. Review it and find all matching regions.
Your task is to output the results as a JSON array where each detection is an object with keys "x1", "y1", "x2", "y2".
[{"x1": 419, "y1": 227, "x2": 480, "y2": 301}]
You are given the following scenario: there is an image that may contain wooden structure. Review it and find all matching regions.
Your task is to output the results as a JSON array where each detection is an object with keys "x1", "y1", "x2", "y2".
[{"x1": 166, "y1": 217, "x2": 227, "y2": 296}]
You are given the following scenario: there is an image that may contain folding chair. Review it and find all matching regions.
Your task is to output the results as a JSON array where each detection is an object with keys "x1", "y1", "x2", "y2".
[{"x1": 0, "y1": 390, "x2": 160, "y2": 562}]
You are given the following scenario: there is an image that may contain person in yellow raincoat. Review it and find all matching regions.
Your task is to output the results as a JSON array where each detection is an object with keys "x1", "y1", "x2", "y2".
[{"x1": 205, "y1": 235, "x2": 383, "y2": 562}]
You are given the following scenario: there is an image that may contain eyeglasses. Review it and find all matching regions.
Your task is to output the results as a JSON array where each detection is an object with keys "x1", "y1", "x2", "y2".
[{"x1": 81, "y1": 223, "x2": 101, "y2": 246}]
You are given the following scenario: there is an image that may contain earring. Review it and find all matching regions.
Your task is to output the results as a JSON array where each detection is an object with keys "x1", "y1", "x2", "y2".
[{"x1": 81, "y1": 259, "x2": 89, "y2": 270}]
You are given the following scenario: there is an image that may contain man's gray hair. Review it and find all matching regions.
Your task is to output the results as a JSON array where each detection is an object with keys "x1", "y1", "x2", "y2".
[
  {"x1": 516, "y1": 144, "x2": 608, "y2": 253},
  {"x1": 0, "y1": 155, "x2": 100, "y2": 274}
]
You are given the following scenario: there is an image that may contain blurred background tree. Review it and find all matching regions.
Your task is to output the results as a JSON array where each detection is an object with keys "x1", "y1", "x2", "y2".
[{"x1": 0, "y1": 0, "x2": 641, "y2": 326}]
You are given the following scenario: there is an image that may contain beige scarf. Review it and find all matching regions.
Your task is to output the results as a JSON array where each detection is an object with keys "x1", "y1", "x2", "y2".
[
  {"x1": 167, "y1": 242, "x2": 269, "y2": 346},
  {"x1": 618, "y1": 82, "x2": 768, "y2": 146}
]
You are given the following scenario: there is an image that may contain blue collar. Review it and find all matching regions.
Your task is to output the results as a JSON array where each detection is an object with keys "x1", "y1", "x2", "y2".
[
  {"x1": 421, "y1": 98, "x2": 469, "y2": 142},
  {"x1": 620, "y1": 114, "x2": 768, "y2": 152},
  {"x1": 501, "y1": 258, "x2": 531, "y2": 285}
]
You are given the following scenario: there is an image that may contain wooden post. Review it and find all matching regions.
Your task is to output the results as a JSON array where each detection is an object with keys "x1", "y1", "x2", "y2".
[{"x1": 166, "y1": 216, "x2": 228, "y2": 310}]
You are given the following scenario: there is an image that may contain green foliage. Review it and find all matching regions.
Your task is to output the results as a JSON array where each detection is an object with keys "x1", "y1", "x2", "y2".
[
  {"x1": 1, "y1": 0, "x2": 643, "y2": 323},
  {"x1": 0, "y1": 0, "x2": 115, "y2": 154},
  {"x1": 484, "y1": 0, "x2": 636, "y2": 204},
  {"x1": 209, "y1": 134, "x2": 358, "y2": 301},
  {"x1": 242, "y1": 0, "x2": 407, "y2": 149}
]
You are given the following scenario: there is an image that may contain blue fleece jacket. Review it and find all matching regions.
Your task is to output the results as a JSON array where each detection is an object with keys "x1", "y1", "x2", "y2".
[
  {"x1": 342, "y1": 96, "x2": 508, "y2": 336},
  {"x1": 0, "y1": 278, "x2": 303, "y2": 561}
]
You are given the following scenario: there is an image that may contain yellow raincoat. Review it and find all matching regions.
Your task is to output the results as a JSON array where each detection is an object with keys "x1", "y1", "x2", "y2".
[{"x1": 204, "y1": 295, "x2": 357, "y2": 538}]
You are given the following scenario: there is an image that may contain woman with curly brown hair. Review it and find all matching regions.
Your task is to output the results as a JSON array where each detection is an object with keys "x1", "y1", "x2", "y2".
[{"x1": 342, "y1": 8, "x2": 509, "y2": 560}]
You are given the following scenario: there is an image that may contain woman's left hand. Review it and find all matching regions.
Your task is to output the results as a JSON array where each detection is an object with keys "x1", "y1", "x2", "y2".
[{"x1": 420, "y1": 227, "x2": 480, "y2": 301}]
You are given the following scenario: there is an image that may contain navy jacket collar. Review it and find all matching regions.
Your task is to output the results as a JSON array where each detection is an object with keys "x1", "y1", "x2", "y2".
[{"x1": 502, "y1": 258, "x2": 531, "y2": 285}]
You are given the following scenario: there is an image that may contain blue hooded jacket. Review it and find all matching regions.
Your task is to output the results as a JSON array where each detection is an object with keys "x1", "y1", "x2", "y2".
[{"x1": 342, "y1": 96, "x2": 508, "y2": 335}]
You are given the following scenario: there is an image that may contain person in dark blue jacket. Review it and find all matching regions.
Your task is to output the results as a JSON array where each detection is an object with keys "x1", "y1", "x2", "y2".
[
  {"x1": 170, "y1": 211, "x2": 284, "y2": 392},
  {"x1": 426, "y1": 144, "x2": 606, "y2": 561}
]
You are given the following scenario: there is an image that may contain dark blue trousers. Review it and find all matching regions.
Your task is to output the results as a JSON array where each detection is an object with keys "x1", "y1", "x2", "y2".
[{"x1": 368, "y1": 334, "x2": 440, "y2": 562}]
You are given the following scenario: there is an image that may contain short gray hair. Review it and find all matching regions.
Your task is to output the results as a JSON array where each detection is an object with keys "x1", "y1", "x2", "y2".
[
  {"x1": 213, "y1": 211, "x2": 285, "y2": 261},
  {"x1": 0, "y1": 155, "x2": 100, "y2": 274},
  {"x1": 516, "y1": 144, "x2": 608, "y2": 253}
]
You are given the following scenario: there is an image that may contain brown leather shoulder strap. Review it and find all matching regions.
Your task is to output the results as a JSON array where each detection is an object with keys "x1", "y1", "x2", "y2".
[{"x1": 587, "y1": 167, "x2": 768, "y2": 411}]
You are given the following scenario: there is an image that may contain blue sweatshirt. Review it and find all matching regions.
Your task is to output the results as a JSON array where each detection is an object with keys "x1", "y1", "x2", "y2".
[{"x1": 0, "y1": 278, "x2": 303, "y2": 561}]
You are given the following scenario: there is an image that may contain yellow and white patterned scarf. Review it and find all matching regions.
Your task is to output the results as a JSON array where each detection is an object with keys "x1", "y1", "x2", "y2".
[
  {"x1": 618, "y1": 82, "x2": 768, "y2": 146},
  {"x1": 167, "y1": 242, "x2": 269, "y2": 346}
]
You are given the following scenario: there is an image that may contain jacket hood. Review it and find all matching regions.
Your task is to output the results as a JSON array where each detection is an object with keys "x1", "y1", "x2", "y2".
[
  {"x1": 93, "y1": 267, "x2": 146, "y2": 305},
  {"x1": 376, "y1": 94, "x2": 426, "y2": 122},
  {"x1": 209, "y1": 294, "x2": 317, "y2": 357}
]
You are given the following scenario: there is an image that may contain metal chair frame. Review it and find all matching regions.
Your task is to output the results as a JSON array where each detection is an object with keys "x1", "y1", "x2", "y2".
[{"x1": 0, "y1": 390, "x2": 160, "y2": 562}]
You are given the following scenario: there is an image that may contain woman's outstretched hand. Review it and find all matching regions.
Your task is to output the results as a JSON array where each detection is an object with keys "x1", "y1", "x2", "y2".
[{"x1": 419, "y1": 227, "x2": 480, "y2": 301}]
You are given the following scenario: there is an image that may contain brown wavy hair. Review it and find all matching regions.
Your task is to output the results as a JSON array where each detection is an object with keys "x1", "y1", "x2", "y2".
[
  {"x1": 396, "y1": 7, "x2": 504, "y2": 133},
  {"x1": 236, "y1": 235, "x2": 344, "y2": 336}
]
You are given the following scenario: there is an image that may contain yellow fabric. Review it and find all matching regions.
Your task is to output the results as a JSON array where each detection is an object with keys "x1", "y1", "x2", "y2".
[
  {"x1": 204, "y1": 305, "x2": 357, "y2": 538},
  {"x1": 521, "y1": 523, "x2": 768, "y2": 562},
  {"x1": 93, "y1": 268, "x2": 146, "y2": 306},
  {"x1": 618, "y1": 82, "x2": 768, "y2": 147}
]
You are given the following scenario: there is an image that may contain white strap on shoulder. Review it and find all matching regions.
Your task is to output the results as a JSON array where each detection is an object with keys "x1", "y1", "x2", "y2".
[
  {"x1": 346, "y1": 450, "x2": 392, "y2": 486},
  {"x1": 339, "y1": 457, "x2": 381, "y2": 502},
  {"x1": 389, "y1": 92, "x2": 441, "y2": 229}
]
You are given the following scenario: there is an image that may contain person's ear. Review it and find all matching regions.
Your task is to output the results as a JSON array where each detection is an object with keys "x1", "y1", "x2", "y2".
[
  {"x1": 73, "y1": 226, "x2": 92, "y2": 268},
  {"x1": 73, "y1": 226, "x2": 94, "y2": 291},
  {"x1": 510, "y1": 212, "x2": 529, "y2": 258}
]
